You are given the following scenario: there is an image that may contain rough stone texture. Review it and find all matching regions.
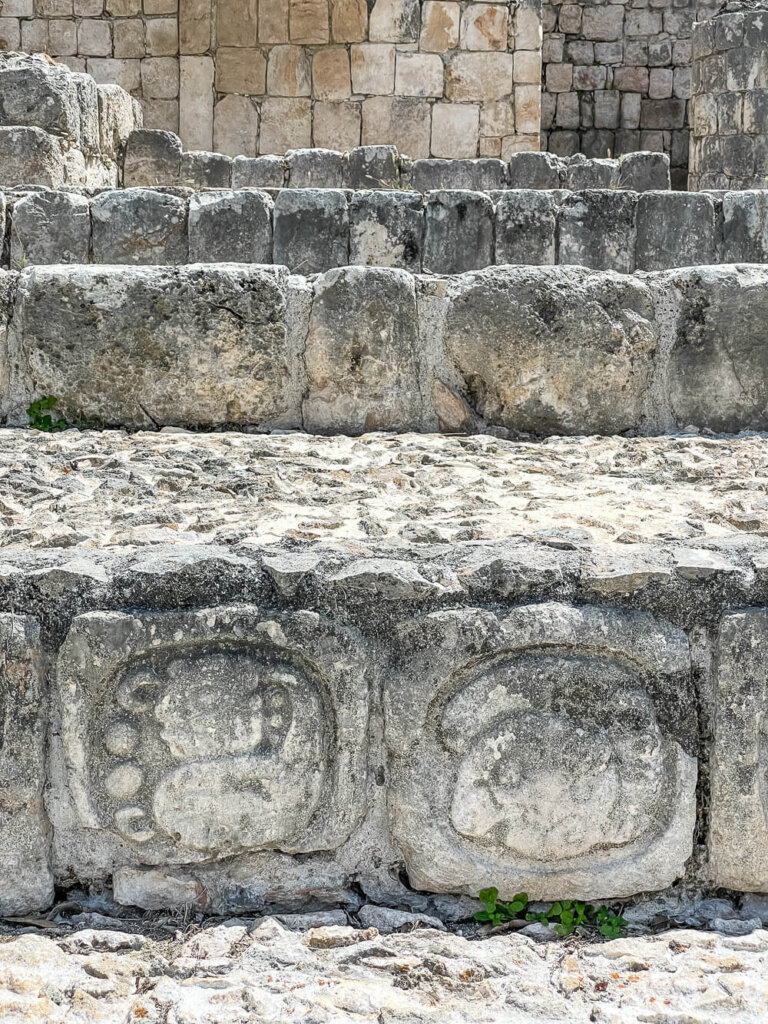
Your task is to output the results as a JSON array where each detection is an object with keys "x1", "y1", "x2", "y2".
[
  {"x1": 123, "y1": 128, "x2": 182, "y2": 187},
  {"x1": 232, "y1": 154, "x2": 286, "y2": 189},
  {"x1": 388, "y1": 602, "x2": 695, "y2": 899},
  {"x1": 423, "y1": 190, "x2": 494, "y2": 274},
  {"x1": 303, "y1": 266, "x2": 426, "y2": 433},
  {"x1": 91, "y1": 187, "x2": 188, "y2": 265},
  {"x1": 711, "y1": 608, "x2": 768, "y2": 891},
  {"x1": 6, "y1": 264, "x2": 299, "y2": 430},
  {"x1": 349, "y1": 190, "x2": 424, "y2": 272},
  {"x1": 665, "y1": 265, "x2": 768, "y2": 433},
  {"x1": 5, "y1": 922, "x2": 768, "y2": 1022},
  {"x1": 179, "y1": 150, "x2": 232, "y2": 189},
  {"x1": 619, "y1": 151, "x2": 671, "y2": 192},
  {"x1": 0, "y1": 126, "x2": 68, "y2": 188},
  {"x1": 187, "y1": 189, "x2": 273, "y2": 264},
  {"x1": 9, "y1": 189, "x2": 91, "y2": 266},
  {"x1": 286, "y1": 148, "x2": 343, "y2": 188},
  {"x1": 273, "y1": 189, "x2": 349, "y2": 274},
  {"x1": 412, "y1": 158, "x2": 507, "y2": 192},
  {"x1": 722, "y1": 190, "x2": 768, "y2": 263},
  {"x1": 558, "y1": 190, "x2": 637, "y2": 274},
  {"x1": 344, "y1": 145, "x2": 401, "y2": 189},
  {"x1": 0, "y1": 614, "x2": 52, "y2": 915},
  {"x1": 442, "y1": 265, "x2": 657, "y2": 435},
  {"x1": 495, "y1": 189, "x2": 559, "y2": 265},
  {"x1": 635, "y1": 192, "x2": 718, "y2": 271},
  {"x1": 508, "y1": 151, "x2": 563, "y2": 189}
]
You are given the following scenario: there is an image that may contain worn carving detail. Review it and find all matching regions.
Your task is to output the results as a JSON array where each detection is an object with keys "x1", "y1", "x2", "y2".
[
  {"x1": 386, "y1": 603, "x2": 696, "y2": 900},
  {"x1": 710, "y1": 609, "x2": 768, "y2": 890},
  {"x1": 56, "y1": 606, "x2": 368, "y2": 865}
]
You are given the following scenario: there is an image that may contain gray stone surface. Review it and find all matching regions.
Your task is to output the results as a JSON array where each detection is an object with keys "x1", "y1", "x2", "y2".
[
  {"x1": 619, "y1": 152, "x2": 671, "y2": 192},
  {"x1": 344, "y1": 146, "x2": 400, "y2": 189},
  {"x1": 412, "y1": 159, "x2": 506, "y2": 192},
  {"x1": 0, "y1": 126, "x2": 67, "y2": 188},
  {"x1": 664, "y1": 265, "x2": 768, "y2": 432},
  {"x1": 303, "y1": 266, "x2": 426, "y2": 433},
  {"x1": 123, "y1": 129, "x2": 182, "y2": 188},
  {"x1": 495, "y1": 190, "x2": 559, "y2": 265},
  {"x1": 0, "y1": 53, "x2": 86, "y2": 149},
  {"x1": 423, "y1": 190, "x2": 494, "y2": 274},
  {"x1": 286, "y1": 149, "x2": 344, "y2": 189},
  {"x1": 0, "y1": 613, "x2": 52, "y2": 915},
  {"x1": 442, "y1": 265, "x2": 657, "y2": 435},
  {"x1": 563, "y1": 155, "x2": 618, "y2": 190},
  {"x1": 188, "y1": 189, "x2": 273, "y2": 264},
  {"x1": 722, "y1": 190, "x2": 768, "y2": 262},
  {"x1": 558, "y1": 190, "x2": 637, "y2": 273},
  {"x1": 91, "y1": 188, "x2": 188, "y2": 265},
  {"x1": 387, "y1": 601, "x2": 695, "y2": 899},
  {"x1": 636, "y1": 192, "x2": 718, "y2": 271},
  {"x1": 349, "y1": 190, "x2": 424, "y2": 272},
  {"x1": 273, "y1": 189, "x2": 349, "y2": 274},
  {"x1": 180, "y1": 151, "x2": 233, "y2": 189},
  {"x1": 97, "y1": 84, "x2": 143, "y2": 171},
  {"x1": 7, "y1": 264, "x2": 298, "y2": 430},
  {"x1": 9, "y1": 190, "x2": 91, "y2": 267},
  {"x1": 507, "y1": 151, "x2": 563, "y2": 190},
  {"x1": 231, "y1": 155, "x2": 285, "y2": 189}
]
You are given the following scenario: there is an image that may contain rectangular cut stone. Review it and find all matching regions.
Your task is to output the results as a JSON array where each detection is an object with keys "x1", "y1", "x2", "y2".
[
  {"x1": 495, "y1": 190, "x2": 559, "y2": 266},
  {"x1": 180, "y1": 150, "x2": 232, "y2": 188},
  {"x1": 217, "y1": 0, "x2": 257, "y2": 47},
  {"x1": 617, "y1": 151, "x2": 671, "y2": 192},
  {"x1": 558, "y1": 191, "x2": 637, "y2": 274},
  {"x1": 385, "y1": 603, "x2": 696, "y2": 899},
  {"x1": 361, "y1": 96, "x2": 431, "y2": 159},
  {"x1": 331, "y1": 0, "x2": 367, "y2": 42},
  {"x1": 188, "y1": 189, "x2": 273, "y2": 263},
  {"x1": 423, "y1": 190, "x2": 493, "y2": 275},
  {"x1": 507, "y1": 151, "x2": 563, "y2": 189},
  {"x1": 664, "y1": 265, "x2": 768, "y2": 433},
  {"x1": 564, "y1": 157, "x2": 618, "y2": 190},
  {"x1": 259, "y1": 0, "x2": 288, "y2": 42},
  {"x1": 286, "y1": 148, "x2": 344, "y2": 188},
  {"x1": 123, "y1": 128, "x2": 182, "y2": 186},
  {"x1": 0, "y1": 614, "x2": 52, "y2": 915},
  {"x1": 8, "y1": 264, "x2": 299, "y2": 429},
  {"x1": 179, "y1": 56, "x2": 214, "y2": 152},
  {"x1": 442, "y1": 265, "x2": 658, "y2": 435},
  {"x1": 91, "y1": 188, "x2": 188, "y2": 264},
  {"x1": 10, "y1": 191, "x2": 91, "y2": 266},
  {"x1": 722, "y1": 190, "x2": 768, "y2": 262},
  {"x1": 0, "y1": 126, "x2": 68, "y2": 188},
  {"x1": 413, "y1": 158, "x2": 505, "y2": 192},
  {"x1": 180, "y1": 0, "x2": 211, "y2": 53},
  {"x1": 344, "y1": 145, "x2": 400, "y2": 189},
  {"x1": 635, "y1": 192, "x2": 717, "y2": 271},
  {"x1": 711, "y1": 609, "x2": 768, "y2": 889},
  {"x1": 273, "y1": 189, "x2": 349, "y2": 273},
  {"x1": 349, "y1": 190, "x2": 424, "y2": 273},
  {"x1": 303, "y1": 266, "x2": 427, "y2": 433},
  {"x1": 54, "y1": 606, "x2": 368, "y2": 883},
  {"x1": 445, "y1": 52, "x2": 515, "y2": 101},
  {"x1": 232, "y1": 154, "x2": 285, "y2": 187},
  {"x1": 290, "y1": 0, "x2": 329, "y2": 43},
  {"x1": 369, "y1": 0, "x2": 419, "y2": 43},
  {"x1": 260, "y1": 97, "x2": 312, "y2": 154}
]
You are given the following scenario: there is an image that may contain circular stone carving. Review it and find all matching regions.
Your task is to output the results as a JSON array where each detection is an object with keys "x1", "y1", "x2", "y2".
[
  {"x1": 104, "y1": 720, "x2": 140, "y2": 757},
  {"x1": 105, "y1": 763, "x2": 143, "y2": 800}
]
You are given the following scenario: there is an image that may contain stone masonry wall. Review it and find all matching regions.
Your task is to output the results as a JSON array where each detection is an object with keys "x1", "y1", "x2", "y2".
[
  {"x1": 541, "y1": 0, "x2": 722, "y2": 188},
  {"x1": 0, "y1": 0, "x2": 544, "y2": 159}
]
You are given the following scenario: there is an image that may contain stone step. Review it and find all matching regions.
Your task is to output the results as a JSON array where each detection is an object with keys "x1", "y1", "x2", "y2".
[
  {"x1": 0, "y1": 427, "x2": 766, "y2": 915},
  {"x1": 0, "y1": 261, "x2": 767, "y2": 436},
  {"x1": 5, "y1": 183, "x2": 762, "y2": 276}
]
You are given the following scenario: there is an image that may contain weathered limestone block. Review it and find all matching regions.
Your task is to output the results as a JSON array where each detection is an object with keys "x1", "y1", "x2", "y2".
[
  {"x1": 303, "y1": 265, "x2": 427, "y2": 433},
  {"x1": 0, "y1": 614, "x2": 53, "y2": 915},
  {"x1": 618, "y1": 152, "x2": 671, "y2": 192},
  {"x1": 386, "y1": 602, "x2": 696, "y2": 899},
  {"x1": 188, "y1": 190, "x2": 273, "y2": 264},
  {"x1": 563, "y1": 156, "x2": 618, "y2": 191},
  {"x1": 722, "y1": 190, "x2": 768, "y2": 262},
  {"x1": 711, "y1": 609, "x2": 768, "y2": 890},
  {"x1": 664, "y1": 265, "x2": 768, "y2": 433},
  {"x1": 0, "y1": 126, "x2": 68, "y2": 188},
  {"x1": 443, "y1": 265, "x2": 658, "y2": 435},
  {"x1": 97, "y1": 85, "x2": 143, "y2": 170},
  {"x1": 180, "y1": 151, "x2": 232, "y2": 189},
  {"x1": 91, "y1": 189, "x2": 188, "y2": 265},
  {"x1": 349, "y1": 190, "x2": 424, "y2": 272},
  {"x1": 10, "y1": 190, "x2": 91, "y2": 266},
  {"x1": 558, "y1": 191, "x2": 637, "y2": 274},
  {"x1": 344, "y1": 145, "x2": 400, "y2": 189},
  {"x1": 635, "y1": 193, "x2": 717, "y2": 271},
  {"x1": 507, "y1": 151, "x2": 563, "y2": 190},
  {"x1": 54, "y1": 605, "x2": 368, "y2": 874},
  {"x1": 286, "y1": 148, "x2": 344, "y2": 188},
  {"x1": 495, "y1": 190, "x2": 559, "y2": 266},
  {"x1": 8, "y1": 264, "x2": 299, "y2": 429},
  {"x1": 273, "y1": 189, "x2": 349, "y2": 274},
  {"x1": 0, "y1": 52, "x2": 88, "y2": 149},
  {"x1": 232, "y1": 154, "x2": 286, "y2": 189},
  {"x1": 423, "y1": 191, "x2": 494, "y2": 274},
  {"x1": 123, "y1": 129, "x2": 182, "y2": 187},
  {"x1": 412, "y1": 159, "x2": 507, "y2": 193}
]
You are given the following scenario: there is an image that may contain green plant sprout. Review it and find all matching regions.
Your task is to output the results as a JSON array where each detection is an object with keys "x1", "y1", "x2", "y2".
[
  {"x1": 475, "y1": 888, "x2": 627, "y2": 939},
  {"x1": 27, "y1": 396, "x2": 69, "y2": 432}
]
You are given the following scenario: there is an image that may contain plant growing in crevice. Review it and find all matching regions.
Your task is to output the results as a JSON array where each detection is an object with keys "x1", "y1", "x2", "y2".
[
  {"x1": 475, "y1": 888, "x2": 627, "y2": 939},
  {"x1": 27, "y1": 396, "x2": 69, "y2": 432}
]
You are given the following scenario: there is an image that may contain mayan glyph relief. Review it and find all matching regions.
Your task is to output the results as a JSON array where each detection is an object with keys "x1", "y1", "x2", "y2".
[
  {"x1": 385, "y1": 602, "x2": 697, "y2": 900},
  {"x1": 56, "y1": 605, "x2": 368, "y2": 866},
  {"x1": 710, "y1": 609, "x2": 768, "y2": 890}
]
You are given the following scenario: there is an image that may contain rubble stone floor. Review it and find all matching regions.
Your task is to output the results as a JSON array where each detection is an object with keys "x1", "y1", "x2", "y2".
[{"x1": 0, "y1": 428, "x2": 766, "y2": 551}]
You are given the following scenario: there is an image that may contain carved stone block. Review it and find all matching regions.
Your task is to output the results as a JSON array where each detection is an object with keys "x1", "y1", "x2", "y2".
[
  {"x1": 0, "y1": 614, "x2": 53, "y2": 914},
  {"x1": 711, "y1": 609, "x2": 768, "y2": 889},
  {"x1": 56, "y1": 606, "x2": 369, "y2": 869},
  {"x1": 385, "y1": 602, "x2": 696, "y2": 899}
]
